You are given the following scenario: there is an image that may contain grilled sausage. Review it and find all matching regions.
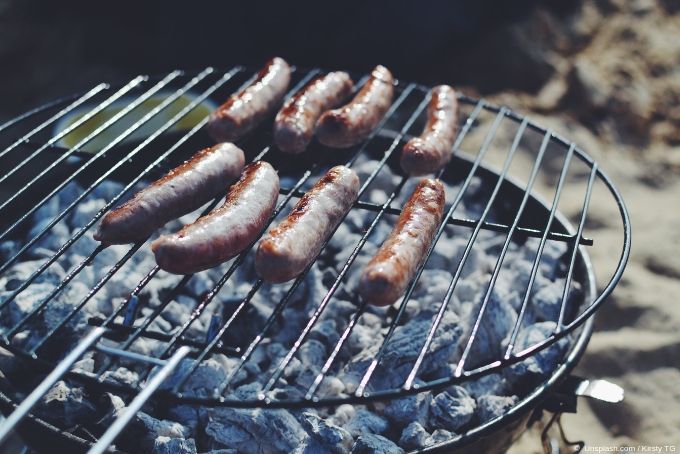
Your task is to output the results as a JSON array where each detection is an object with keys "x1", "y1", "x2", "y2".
[
  {"x1": 400, "y1": 85, "x2": 458, "y2": 176},
  {"x1": 274, "y1": 71, "x2": 354, "y2": 153},
  {"x1": 94, "y1": 143, "x2": 245, "y2": 245},
  {"x1": 207, "y1": 57, "x2": 291, "y2": 142},
  {"x1": 255, "y1": 165, "x2": 360, "y2": 283},
  {"x1": 316, "y1": 65, "x2": 394, "y2": 148},
  {"x1": 358, "y1": 178, "x2": 445, "y2": 306},
  {"x1": 151, "y1": 161, "x2": 279, "y2": 274}
]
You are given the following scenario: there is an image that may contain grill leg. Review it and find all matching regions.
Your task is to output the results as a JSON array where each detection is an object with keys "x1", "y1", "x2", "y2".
[{"x1": 541, "y1": 413, "x2": 585, "y2": 454}]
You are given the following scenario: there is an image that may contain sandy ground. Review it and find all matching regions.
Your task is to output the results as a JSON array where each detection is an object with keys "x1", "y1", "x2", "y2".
[{"x1": 495, "y1": 0, "x2": 680, "y2": 451}]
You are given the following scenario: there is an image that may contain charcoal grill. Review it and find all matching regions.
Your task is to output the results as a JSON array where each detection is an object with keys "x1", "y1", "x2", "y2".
[{"x1": 0, "y1": 65, "x2": 630, "y2": 453}]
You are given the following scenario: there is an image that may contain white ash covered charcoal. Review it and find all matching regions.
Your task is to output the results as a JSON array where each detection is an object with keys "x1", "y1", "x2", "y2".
[
  {"x1": 427, "y1": 429, "x2": 456, "y2": 446},
  {"x1": 100, "y1": 366, "x2": 140, "y2": 387},
  {"x1": 353, "y1": 159, "x2": 400, "y2": 195},
  {"x1": 2, "y1": 283, "x2": 92, "y2": 352},
  {"x1": 160, "y1": 299, "x2": 192, "y2": 326},
  {"x1": 463, "y1": 289, "x2": 519, "y2": 368},
  {"x1": 182, "y1": 269, "x2": 220, "y2": 298},
  {"x1": 116, "y1": 411, "x2": 191, "y2": 453},
  {"x1": 346, "y1": 409, "x2": 390, "y2": 438},
  {"x1": 27, "y1": 219, "x2": 70, "y2": 252},
  {"x1": 32, "y1": 181, "x2": 83, "y2": 223},
  {"x1": 524, "y1": 238, "x2": 569, "y2": 279},
  {"x1": 411, "y1": 269, "x2": 455, "y2": 306},
  {"x1": 21, "y1": 247, "x2": 60, "y2": 264},
  {"x1": 1, "y1": 259, "x2": 65, "y2": 291},
  {"x1": 503, "y1": 321, "x2": 570, "y2": 389},
  {"x1": 476, "y1": 394, "x2": 519, "y2": 422},
  {"x1": 297, "y1": 338, "x2": 328, "y2": 369},
  {"x1": 40, "y1": 281, "x2": 92, "y2": 329},
  {"x1": 203, "y1": 405, "x2": 306, "y2": 452},
  {"x1": 307, "y1": 318, "x2": 341, "y2": 349},
  {"x1": 152, "y1": 437, "x2": 197, "y2": 454},
  {"x1": 90, "y1": 180, "x2": 127, "y2": 204},
  {"x1": 341, "y1": 310, "x2": 463, "y2": 392},
  {"x1": 94, "y1": 392, "x2": 126, "y2": 429},
  {"x1": 399, "y1": 422, "x2": 430, "y2": 450},
  {"x1": 2, "y1": 282, "x2": 54, "y2": 327},
  {"x1": 0, "y1": 240, "x2": 20, "y2": 263},
  {"x1": 299, "y1": 411, "x2": 354, "y2": 453},
  {"x1": 460, "y1": 372, "x2": 509, "y2": 399},
  {"x1": 162, "y1": 356, "x2": 238, "y2": 437},
  {"x1": 384, "y1": 392, "x2": 431, "y2": 428},
  {"x1": 159, "y1": 357, "x2": 233, "y2": 399},
  {"x1": 33, "y1": 380, "x2": 97, "y2": 428},
  {"x1": 347, "y1": 320, "x2": 383, "y2": 356},
  {"x1": 529, "y1": 276, "x2": 583, "y2": 323},
  {"x1": 351, "y1": 434, "x2": 404, "y2": 454},
  {"x1": 428, "y1": 386, "x2": 476, "y2": 432},
  {"x1": 69, "y1": 197, "x2": 106, "y2": 231}
]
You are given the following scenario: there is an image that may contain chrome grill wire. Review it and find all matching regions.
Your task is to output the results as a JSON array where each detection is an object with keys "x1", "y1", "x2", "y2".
[
  {"x1": 0, "y1": 68, "x2": 232, "y2": 343},
  {"x1": 0, "y1": 65, "x2": 631, "y2": 450},
  {"x1": 90, "y1": 68, "x2": 330, "y2": 380}
]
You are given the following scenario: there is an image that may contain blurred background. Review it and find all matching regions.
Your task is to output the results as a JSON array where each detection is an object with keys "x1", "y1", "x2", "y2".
[
  {"x1": 1, "y1": 0, "x2": 679, "y2": 451},
  {"x1": 1, "y1": 0, "x2": 556, "y2": 119}
]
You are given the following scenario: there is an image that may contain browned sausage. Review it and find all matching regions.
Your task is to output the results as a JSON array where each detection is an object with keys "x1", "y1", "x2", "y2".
[
  {"x1": 255, "y1": 165, "x2": 360, "y2": 283},
  {"x1": 274, "y1": 71, "x2": 354, "y2": 153},
  {"x1": 94, "y1": 143, "x2": 245, "y2": 245},
  {"x1": 151, "y1": 161, "x2": 279, "y2": 274},
  {"x1": 316, "y1": 65, "x2": 394, "y2": 148},
  {"x1": 400, "y1": 85, "x2": 458, "y2": 175},
  {"x1": 358, "y1": 178, "x2": 446, "y2": 306},
  {"x1": 207, "y1": 57, "x2": 291, "y2": 142}
]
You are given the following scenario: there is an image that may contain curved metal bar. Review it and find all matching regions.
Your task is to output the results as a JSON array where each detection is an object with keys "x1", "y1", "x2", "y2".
[
  {"x1": 87, "y1": 347, "x2": 190, "y2": 454},
  {"x1": 0, "y1": 327, "x2": 105, "y2": 445},
  {"x1": 0, "y1": 83, "x2": 110, "y2": 162},
  {"x1": 0, "y1": 68, "x2": 631, "y2": 417}
]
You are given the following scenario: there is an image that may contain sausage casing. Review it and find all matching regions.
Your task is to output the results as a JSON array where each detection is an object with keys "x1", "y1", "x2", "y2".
[
  {"x1": 400, "y1": 85, "x2": 458, "y2": 176},
  {"x1": 274, "y1": 71, "x2": 354, "y2": 153},
  {"x1": 358, "y1": 178, "x2": 446, "y2": 306},
  {"x1": 151, "y1": 161, "x2": 279, "y2": 274},
  {"x1": 207, "y1": 57, "x2": 291, "y2": 142},
  {"x1": 94, "y1": 143, "x2": 245, "y2": 245},
  {"x1": 255, "y1": 165, "x2": 360, "y2": 283},
  {"x1": 316, "y1": 65, "x2": 394, "y2": 148}
]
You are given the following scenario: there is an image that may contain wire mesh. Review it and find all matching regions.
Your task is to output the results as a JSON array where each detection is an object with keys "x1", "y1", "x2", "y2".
[{"x1": 0, "y1": 66, "x2": 630, "y2": 420}]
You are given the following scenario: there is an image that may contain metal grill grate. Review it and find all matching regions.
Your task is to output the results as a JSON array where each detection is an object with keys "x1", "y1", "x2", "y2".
[{"x1": 0, "y1": 66, "x2": 630, "y2": 448}]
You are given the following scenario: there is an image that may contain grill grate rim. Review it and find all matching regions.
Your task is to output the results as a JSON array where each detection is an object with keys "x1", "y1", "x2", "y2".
[{"x1": 0, "y1": 66, "x2": 630, "y2": 415}]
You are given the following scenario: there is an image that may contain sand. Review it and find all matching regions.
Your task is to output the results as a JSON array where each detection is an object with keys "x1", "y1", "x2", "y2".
[{"x1": 485, "y1": 0, "x2": 680, "y2": 451}]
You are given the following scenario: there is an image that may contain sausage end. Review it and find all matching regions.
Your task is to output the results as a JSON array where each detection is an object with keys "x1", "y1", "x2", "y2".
[
  {"x1": 255, "y1": 238, "x2": 300, "y2": 283},
  {"x1": 316, "y1": 111, "x2": 361, "y2": 148},
  {"x1": 401, "y1": 139, "x2": 447, "y2": 176},
  {"x1": 274, "y1": 121, "x2": 309, "y2": 154},
  {"x1": 206, "y1": 111, "x2": 241, "y2": 142},
  {"x1": 358, "y1": 267, "x2": 402, "y2": 306}
]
